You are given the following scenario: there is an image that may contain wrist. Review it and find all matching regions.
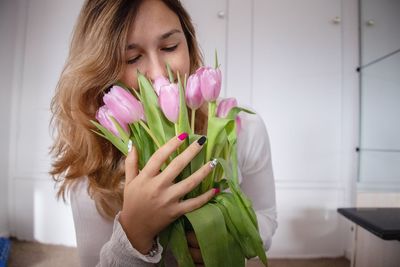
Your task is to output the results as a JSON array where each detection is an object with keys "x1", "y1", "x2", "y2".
[{"x1": 119, "y1": 211, "x2": 155, "y2": 254}]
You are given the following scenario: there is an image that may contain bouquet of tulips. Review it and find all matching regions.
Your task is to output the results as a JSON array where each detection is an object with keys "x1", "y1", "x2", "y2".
[{"x1": 91, "y1": 57, "x2": 268, "y2": 267}]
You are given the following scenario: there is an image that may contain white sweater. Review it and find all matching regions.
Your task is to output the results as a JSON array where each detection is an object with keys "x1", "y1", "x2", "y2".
[{"x1": 70, "y1": 111, "x2": 277, "y2": 267}]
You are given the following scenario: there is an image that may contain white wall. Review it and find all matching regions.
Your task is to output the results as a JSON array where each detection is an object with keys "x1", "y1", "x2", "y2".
[
  {"x1": 0, "y1": 0, "x2": 19, "y2": 237},
  {"x1": 6, "y1": 0, "x2": 81, "y2": 246}
]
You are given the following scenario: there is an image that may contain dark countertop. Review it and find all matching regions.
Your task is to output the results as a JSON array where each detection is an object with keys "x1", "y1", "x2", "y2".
[{"x1": 337, "y1": 208, "x2": 400, "y2": 241}]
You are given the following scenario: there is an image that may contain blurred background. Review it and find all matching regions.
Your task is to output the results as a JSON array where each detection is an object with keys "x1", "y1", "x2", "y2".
[{"x1": 0, "y1": 0, "x2": 399, "y2": 266}]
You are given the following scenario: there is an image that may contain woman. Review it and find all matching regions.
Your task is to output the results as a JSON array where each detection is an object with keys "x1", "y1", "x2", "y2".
[{"x1": 50, "y1": 0, "x2": 277, "y2": 266}]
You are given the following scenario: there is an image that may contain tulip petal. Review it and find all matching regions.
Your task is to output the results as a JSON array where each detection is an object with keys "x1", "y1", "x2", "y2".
[
  {"x1": 159, "y1": 83, "x2": 180, "y2": 123},
  {"x1": 185, "y1": 73, "x2": 204, "y2": 110},
  {"x1": 198, "y1": 67, "x2": 222, "y2": 102},
  {"x1": 103, "y1": 85, "x2": 145, "y2": 124}
]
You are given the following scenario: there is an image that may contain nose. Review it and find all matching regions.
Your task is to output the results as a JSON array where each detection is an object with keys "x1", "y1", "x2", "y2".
[{"x1": 145, "y1": 53, "x2": 167, "y2": 82}]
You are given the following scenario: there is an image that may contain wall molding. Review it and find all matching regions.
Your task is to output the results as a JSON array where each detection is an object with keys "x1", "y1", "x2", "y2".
[{"x1": 276, "y1": 180, "x2": 346, "y2": 190}]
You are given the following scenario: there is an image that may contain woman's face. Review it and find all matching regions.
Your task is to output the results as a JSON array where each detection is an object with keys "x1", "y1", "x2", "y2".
[{"x1": 121, "y1": 0, "x2": 191, "y2": 89}]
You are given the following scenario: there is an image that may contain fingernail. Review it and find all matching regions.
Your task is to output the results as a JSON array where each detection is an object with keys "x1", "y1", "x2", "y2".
[
  {"x1": 197, "y1": 136, "x2": 207, "y2": 146},
  {"x1": 213, "y1": 188, "x2": 220, "y2": 195},
  {"x1": 127, "y1": 140, "x2": 133, "y2": 153},
  {"x1": 178, "y1": 132, "x2": 188, "y2": 141},
  {"x1": 210, "y1": 158, "x2": 218, "y2": 169}
]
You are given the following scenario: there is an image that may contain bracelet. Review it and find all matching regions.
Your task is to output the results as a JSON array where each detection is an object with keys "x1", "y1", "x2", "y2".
[{"x1": 145, "y1": 239, "x2": 159, "y2": 257}]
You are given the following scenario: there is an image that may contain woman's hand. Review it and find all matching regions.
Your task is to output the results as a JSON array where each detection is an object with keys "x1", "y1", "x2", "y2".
[
  {"x1": 186, "y1": 231, "x2": 204, "y2": 266},
  {"x1": 119, "y1": 133, "x2": 217, "y2": 255}
]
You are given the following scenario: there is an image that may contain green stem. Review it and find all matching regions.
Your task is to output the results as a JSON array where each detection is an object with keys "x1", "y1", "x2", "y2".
[
  {"x1": 202, "y1": 101, "x2": 218, "y2": 191},
  {"x1": 205, "y1": 101, "x2": 217, "y2": 162},
  {"x1": 174, "y1": 123, "x2": 179, "y2": 136},
  {"x1": 191, "y1": 109, "x2": 196, "y2": 134},
  {"x1": 139, "y1": 121, "x2": 161, "y2": 148}
]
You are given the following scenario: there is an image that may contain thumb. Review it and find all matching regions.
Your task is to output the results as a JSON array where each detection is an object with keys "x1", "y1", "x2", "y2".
[{"x1": 125, "y1": 140, "x2": 139, "y2": 185}]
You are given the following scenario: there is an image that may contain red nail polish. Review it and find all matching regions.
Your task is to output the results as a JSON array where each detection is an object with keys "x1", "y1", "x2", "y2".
[
  {"x1": 213, "y1": 188, "x2": 220, "y2": 195},
  {"x1": 178, "y1": 132, "x2": 188, "y2": 141}
]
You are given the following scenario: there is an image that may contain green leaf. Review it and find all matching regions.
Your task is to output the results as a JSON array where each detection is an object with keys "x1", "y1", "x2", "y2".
[
  {"x1": 185, "y1": 203, "x2": 232, "y2": 267},
  {"x1": 226, "y1": 107, "x2": 256, "y2": 120},
  {"x1": 166, "y1": 63, "x2": 174, "y2": 83},
  {"x1": 138, "y1": 73, "x2": 167, "y2": 146},
  {"x1": 109, "y1": 116, "x2": 129, "y2": 144},
  {"x1": 214, "y1": 193, "x2": 268, "y2": 265},
  {"x1": 187, "y1": 134, "x2": 205, "y2": 198},
  {"x1": 167, "y1": 219, "x2": 195, "y2": 267},
  {"x1": 176, "y1": 72, "x2": 191, "y2": 138},
  {"x1": 139, "y1": 123, "x2": 157, "y2": 169},
  {"x1": 214, "y1": 49, "x2": 219, "y2": 69},
  {"x1": 175, "y1": 72, "x2": 192, "y2": 182},
  {"x1": 90, "y1": 120, "x2": 128, "y2": 155},
  {"x1": 213, "y1": 178, "x2": 229, "y2": 192},
  {"x1": 212, "y1": 201, "x2": 246, "y2": 266},
  {"x1": 203, "y1": 115, "x2": 234, "y2": 191}
]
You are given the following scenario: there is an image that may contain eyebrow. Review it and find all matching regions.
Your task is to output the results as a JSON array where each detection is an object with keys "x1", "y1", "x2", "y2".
[{"x1": 126, "y1": 29, "x2": 182, "y2": 50}]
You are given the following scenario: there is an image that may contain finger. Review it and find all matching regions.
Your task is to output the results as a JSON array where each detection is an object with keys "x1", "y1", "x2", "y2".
[
  {"x1": 178, "y1": 188, "x2": 217, "y2": 215},
  {"x1": 141, "y1": 132, "x2": 189, "y2": 177},
  {"x1": 186, "y1": 231, "x2": 200, "y2": 248},
  {"x1": 189, "y1": 247, "x2": 203, "y2": 264},
  {"x1": 170, "y1": 159, "x2": 216, "y2": 198},
  {"x1": 159, "y1": 136, "x2": 207, "y2": 184},
  {"x1": 125, "y1": 140, "x2": 139, "y2": 185}
]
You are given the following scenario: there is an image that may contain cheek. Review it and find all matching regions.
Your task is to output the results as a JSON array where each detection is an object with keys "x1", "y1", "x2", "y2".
[
  {"x1": 121, "y1": 66, "x2": 139, "y2": 89},
  {"x1": 171, "y1": 45, "x2": 191, "y2": 77}
]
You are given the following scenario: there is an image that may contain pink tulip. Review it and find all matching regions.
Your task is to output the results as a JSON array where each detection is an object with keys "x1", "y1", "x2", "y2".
[
  {"x1": 216, "y1": 98, "x2": 237, "y2": 118},
  {"x1": 185, "y1": 73, "x2": 204, "y2": 110},
  {"x1": 159, "y1": 83, "x2": 180, "y2": 123},
  {"x1": 103, "y1": 85, "x2": 145, "y2": 124},
  {"x1": 197, "y1": 66, "x2": 222, "y2": 102},
  {"x1": 96, "y1": 105, "x2": 129, "y2": 137},
  {"x1": 152, "y1": 76, "x2": 170, "y2": 96},
  {"x1": 216, "y1": 98, "x2": 242, "y2": 134}
]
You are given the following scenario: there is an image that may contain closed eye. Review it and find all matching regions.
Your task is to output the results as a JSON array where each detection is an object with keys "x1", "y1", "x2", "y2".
[
  {"x1": 127, "y1": 55, "x2": 141, "y2": 65},
  {"x1": 162, "y1": 44, "x2": 178, "y2": 52}
]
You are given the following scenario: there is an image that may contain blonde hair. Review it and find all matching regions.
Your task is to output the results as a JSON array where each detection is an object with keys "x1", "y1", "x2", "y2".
[{"x1": 50, "y1": 0, "x2": 205, "y2": 219}]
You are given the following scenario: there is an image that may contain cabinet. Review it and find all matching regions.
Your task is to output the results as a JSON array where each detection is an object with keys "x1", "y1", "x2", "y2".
[{"x1": 358, "y1": 0, "x2": 400, "y2": 187}]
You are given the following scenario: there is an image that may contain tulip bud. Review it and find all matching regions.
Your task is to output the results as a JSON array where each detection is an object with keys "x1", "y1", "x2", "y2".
[
  {"x1": 152, "y1": 76, "x2": 170, "y2": 96},
  {"x1": 185, "y1": 73, "x2": 204, "y2": 110},
  {"x1": 216, "y1": 97, "x2": 242, "y2": 134},
  {"x1": 197, "y1": 66, "x2": 222, "y2": 102},
  {"x1": 159, "y1": 83, "x2": 180, "y2": 123},
  {"x1": 103, "y1": 85, "x2": 145, "y2": 124},
  {"x1": 96, "y1": 105, "x2": 129, "y2": 137},
  {"x1": 216, "y1": 98, "x2": 237, "y2": 118}
]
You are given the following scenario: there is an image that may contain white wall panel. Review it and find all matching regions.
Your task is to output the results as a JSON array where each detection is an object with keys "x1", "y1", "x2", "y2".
[
  {"x1": 269, "y1": 185, "x2": 346, "y2": 257},
  {"x1": 14, "y1": 178, "x2": 76, "y2": 246},
  {"x1": 253, "y1": 0, "x2": 342, "y2": 183},
  {"x1": 15, "y1": 0, "x2": 82, "y2": 179},
  {"x1": 361, "y1": 0, "x2": 400, "y2": 63},
  {"x1": 181, "y1": 0, "x2": 228, "y2": 95},
  {"x1": 9, "y1": 0, "x2": 83, "y2": 245},
  {"x1": 0, "y1": 0, "x2": 19, "y2": 237}
]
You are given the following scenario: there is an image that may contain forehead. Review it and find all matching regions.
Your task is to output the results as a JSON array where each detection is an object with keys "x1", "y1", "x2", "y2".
[{"x1": 127, "y1": 0, "x2": 183, "y2": 44}]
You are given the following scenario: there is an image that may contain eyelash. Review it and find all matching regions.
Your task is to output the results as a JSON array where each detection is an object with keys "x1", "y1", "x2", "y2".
[
  {"x1": 162, "y1": 44, "x2": 178, "y2": 52},
  {"x1": 126, "y1": 44, "x2": 179, "y2": 65}
]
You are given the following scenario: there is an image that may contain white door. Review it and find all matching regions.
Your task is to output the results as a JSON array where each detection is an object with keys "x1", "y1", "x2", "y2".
[{"x1": 253, "y1": 0, "x2": 345, "y2": 257}]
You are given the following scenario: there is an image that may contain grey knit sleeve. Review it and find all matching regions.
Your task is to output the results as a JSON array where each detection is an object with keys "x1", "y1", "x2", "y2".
[{"x1": 96, "y1": 212, "x2": 163, "y2": 267}]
